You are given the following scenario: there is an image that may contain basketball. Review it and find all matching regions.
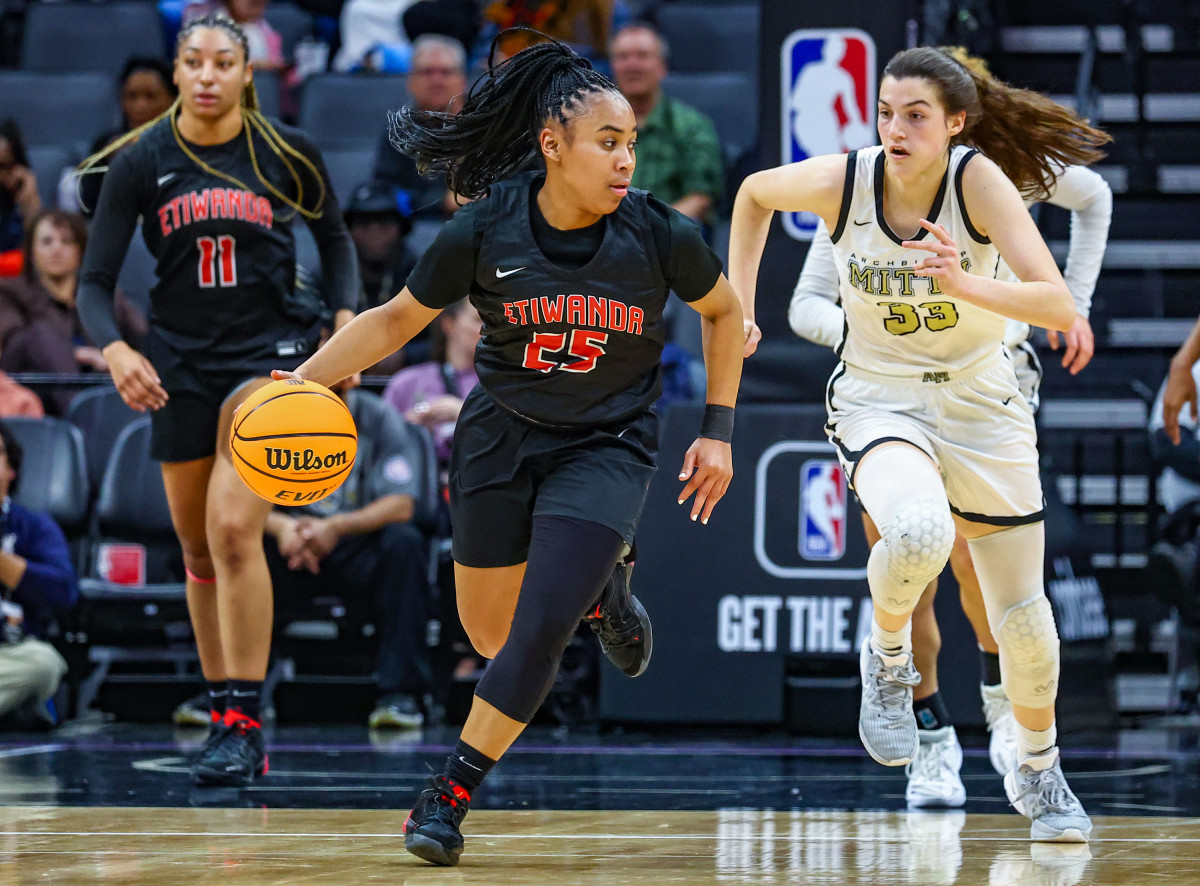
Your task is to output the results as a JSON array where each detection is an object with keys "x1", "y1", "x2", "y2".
[{"x1": 229, "y1": 379, "x2": 357, "y2": 506}]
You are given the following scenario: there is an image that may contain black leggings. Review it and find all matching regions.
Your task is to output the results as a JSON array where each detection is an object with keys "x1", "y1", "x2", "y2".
[{"x1": 474, "y1": 514, "x2": 625, "y2": 723}]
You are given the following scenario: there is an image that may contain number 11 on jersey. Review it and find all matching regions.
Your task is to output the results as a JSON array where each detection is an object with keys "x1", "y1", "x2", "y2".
[{"x1": 197, "y1": 235, "x2": 237, "y2": 288}]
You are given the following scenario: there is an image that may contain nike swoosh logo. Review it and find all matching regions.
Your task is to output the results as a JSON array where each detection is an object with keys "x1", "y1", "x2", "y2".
[
  {"x1": 457, "y1": 755, "x2": 483, "y2": 772},
  {"x1": 853, "y1": 219, "x2": 871, "y2": 226},
  {"x1": 1002, "y1": 396, "x2": 1014, "y2": 406},
  {"x1": 495, "y1": 266, "x2": 525, "y2": 279},
  {"x1": 157, "y1": 172, "x2": 176, "y2": 187}
]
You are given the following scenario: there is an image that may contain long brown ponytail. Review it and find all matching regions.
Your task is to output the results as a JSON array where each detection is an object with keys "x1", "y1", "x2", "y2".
[{"x1": 883, "y1": 46, "x2": 1111, "y2": 202}]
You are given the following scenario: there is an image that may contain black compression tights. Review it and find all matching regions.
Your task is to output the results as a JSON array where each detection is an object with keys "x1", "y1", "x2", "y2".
[{"x1": 474, "y1": 514, "x2": 625, "y2": 723}]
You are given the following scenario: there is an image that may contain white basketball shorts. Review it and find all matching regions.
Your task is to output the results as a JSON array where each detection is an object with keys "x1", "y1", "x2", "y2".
[{"x1": 825, "y1": 352, "x2": 1044, "y2": 525}]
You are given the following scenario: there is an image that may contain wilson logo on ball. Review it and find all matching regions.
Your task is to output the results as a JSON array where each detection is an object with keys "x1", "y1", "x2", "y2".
[
  {"x1": 230, "y1": 378, "x2": 358, "y2": 506},
  {"x1": 263, "y1": 447, "x2": 350, "y2": 472}
]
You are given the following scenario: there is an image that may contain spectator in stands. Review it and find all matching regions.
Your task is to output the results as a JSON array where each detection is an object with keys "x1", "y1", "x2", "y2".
[
  {"x1": 383, "y1": 297, "x2": 480, "y2": 476},
  {"x1": 372, "y1": 34, "x2": 469, "y2": 219},
  {"x1": 484, "y1": 0, "x2": 615, "y2": 65},
  {"x1": 0, "y1": 120, "x2": 41, "y2": 258},
  {"x1": 333, "y1": 0, "x2": 418, "y2": 72},
  {"x1": 265, "y1": 370, "x2": 436, "y2": 729},
  {"x1": 185, "y1": 0, "x2": 288, "y2": 70},
  {"x1": 78, "y1": 58, "x2": 178, "y2": 218},
  {"x1": 344, "y1": 181, "x2": 426, "y2": 372},
  {"x1": 0, "y1": 210, "x2": 146, "y2": 415},
  {"x1": 608, "y1": 23, "x2": 722, "y2": 225},
  {"x1": 402, "y1": 0, "x2": 481, "y2": 55},
  {"x1": 0, "y1": 420, "x2": 76, "y2": 730}
]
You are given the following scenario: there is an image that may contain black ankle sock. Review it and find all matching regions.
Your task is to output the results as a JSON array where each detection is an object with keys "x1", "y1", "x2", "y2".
[
  {"x1": 443, "y1": 740, "x2": 496, "y2": 795},
  {"x1": 207, "y1": 681, "x2": 227, "y2": 720},
  {"x1": 980, "y1": 650, "x2": 1003, "y2": 687},
  {"x1": 227, "y1": 679, "x2": 262, "y2": 724},
  {"x1": 913, "y1": 691, "x2": 953, "y2": 731}
]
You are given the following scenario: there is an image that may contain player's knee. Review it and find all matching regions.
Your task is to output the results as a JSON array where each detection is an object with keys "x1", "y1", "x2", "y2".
[
  {"x1": 462, "y1": 619, "x2": 507, "y2": 660},
  {"x1": 180, "y1": 550, "x2": 215, "y2": 583},
  {"x1": 881, "y1": 496, "x2": 955, "y2": 588},
  {"x1": 995, "y1": 594, "x2": 1060, "y2": 708}
]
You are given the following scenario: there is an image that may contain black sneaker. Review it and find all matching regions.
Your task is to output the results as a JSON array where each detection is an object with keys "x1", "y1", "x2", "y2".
[
  {"x1": 192, "y1": 712, "x2": 269, "y2": 787},
  {"x1": 404, "y1": 774, "x2": 471, "y2": 866},
  {"x1": 584, "y1": 558, "x2": 653, "y2": 677}
]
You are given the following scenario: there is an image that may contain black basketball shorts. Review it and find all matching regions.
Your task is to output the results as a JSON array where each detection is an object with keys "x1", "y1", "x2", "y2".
[
  {"x1": 145, "y1": 329, "x2": 316, "y2": 463},
  {"x1": 449, "y1": 387, "x2": 660, "y2": 568}
]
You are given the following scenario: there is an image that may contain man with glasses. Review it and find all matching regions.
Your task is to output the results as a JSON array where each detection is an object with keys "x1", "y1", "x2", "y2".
[{"x1": 371, "y1": 34, "x2": 469, "y2": 220}]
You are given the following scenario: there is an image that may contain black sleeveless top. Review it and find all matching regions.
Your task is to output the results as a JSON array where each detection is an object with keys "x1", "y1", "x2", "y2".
[{"x1": 407, "y1": 170, "x2": 722, "y2": 428}]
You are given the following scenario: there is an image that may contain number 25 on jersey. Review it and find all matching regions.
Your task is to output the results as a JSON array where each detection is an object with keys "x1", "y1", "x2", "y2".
[
  {"x1": 197, "y1": 235, "x2": 237, "y2": 288},
  {"x1": 523, "y1": 329, "x2": 608, "y2": 373}
]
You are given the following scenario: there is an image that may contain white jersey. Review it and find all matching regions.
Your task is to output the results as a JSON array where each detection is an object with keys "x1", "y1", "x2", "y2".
[
  {"x1": 792, "y1": 161, "x2": 1113, "y2": 353},
  {"x1": 830, "y1": 145, "x2": 1004, "y2": 376}
]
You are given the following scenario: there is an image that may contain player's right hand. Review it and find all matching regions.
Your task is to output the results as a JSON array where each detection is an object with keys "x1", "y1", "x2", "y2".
[
  {"x1": 743, "y1": 319, "x2": 762, "y2": 358},
  {"x1": 103, "y1": 341, "x2": 167, "y2": 412},
  {"x1": 1163, "y1": 358, "x2": 1199, "y2": 445}
]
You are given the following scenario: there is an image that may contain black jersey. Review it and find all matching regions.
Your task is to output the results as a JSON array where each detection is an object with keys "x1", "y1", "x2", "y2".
[
  {"x1": 407, "y1": 171, "x2": 722, "y2": 428},
  {"x1": 78, "y1": 115, "x2": 358, "y2": 370}
]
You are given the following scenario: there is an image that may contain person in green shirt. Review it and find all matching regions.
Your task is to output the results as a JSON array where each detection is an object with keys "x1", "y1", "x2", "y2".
[{"x1": 609, "y1": 23, "x2": 724, "y2": 225}]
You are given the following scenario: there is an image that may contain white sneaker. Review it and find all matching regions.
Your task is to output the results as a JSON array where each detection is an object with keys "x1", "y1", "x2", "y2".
[
  {"x1": 981, "y1": 683, "x2": 1018, "y2": 776},
  {"x1": 989, "y1": 844, "x2": 1093, "y2": 886},
  {"x1": 1004, "y1": 748, "x2": 1093, "y2": 843},
  {"x1": 858, "y1": 638, "x2": 921, "y2": 766},
  {"x1": 905, "y1": 809, "x2": 965, "y2": 885},
  {"x1": 905, "y1": 726, "x2": 967, "y2": 808}
]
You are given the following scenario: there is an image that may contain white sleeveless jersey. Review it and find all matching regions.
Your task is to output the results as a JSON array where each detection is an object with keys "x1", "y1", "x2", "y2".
[{"x1": 831, "y1": 145, "x2": 1004, "y2": 375}]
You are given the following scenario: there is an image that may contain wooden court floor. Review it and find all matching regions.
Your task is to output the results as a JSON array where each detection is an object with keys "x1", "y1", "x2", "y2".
[{"x1": 1, "y1": 807, "x2": 1198, "y2": 884}]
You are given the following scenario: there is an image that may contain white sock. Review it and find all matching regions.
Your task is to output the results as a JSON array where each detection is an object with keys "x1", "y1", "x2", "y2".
[
  {"x1": 1015, "y1": 721, "x2": 1057, "y2": 762},
  {"x1": 871, "y1": 618, "x2": 912, "y2": 657}
]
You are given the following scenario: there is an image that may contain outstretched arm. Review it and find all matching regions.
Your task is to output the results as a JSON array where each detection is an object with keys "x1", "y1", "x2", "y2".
[
  {"x1": 282, "y1": 288, "x2": 440, "y2": 388},
  {"x1": 728, "y1": 154, "x2": 847, "y2": 357},
  {"x1": 679, "y1": 275, "x2": 743, "y2": 525}
]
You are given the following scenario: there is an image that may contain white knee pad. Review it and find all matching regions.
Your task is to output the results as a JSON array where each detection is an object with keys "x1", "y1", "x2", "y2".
[
  {"x1": 995, "y1": 594, "x2": 1060, "y2": 708},
  {"x1": 868, "y1": 497, "x2": 955, "y2": 615}
]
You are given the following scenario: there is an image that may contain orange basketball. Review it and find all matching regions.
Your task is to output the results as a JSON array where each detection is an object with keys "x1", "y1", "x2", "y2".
[{"x1": 229, "y1": 379, "x2": 357, "y2": 506}]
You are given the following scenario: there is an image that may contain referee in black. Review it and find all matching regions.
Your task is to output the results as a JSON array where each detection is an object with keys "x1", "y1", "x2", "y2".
[{"x1": 277, "y1": 30, "x2": 744, "y2": 866}]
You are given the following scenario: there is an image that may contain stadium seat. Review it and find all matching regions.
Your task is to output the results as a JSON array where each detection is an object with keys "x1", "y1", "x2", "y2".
[
  {"x1": 298, "y1": 73, "x2": 409, "y2": 151},
  {"x1": 264, "y1": 1, "x2": 315, "y2": 61},
  {"x1": 319, "y1": 146, "x2": 378, "y2": 204},
  {"x1": 654, "y1": 3, "x2": 760, "y2": 74},
  {"x1": 65, "y1": 387, "x2": 141, "y2": 497},
  {"x1": 116, "y1": 223, "x2": 157, "y2": 317},
  {"x1": 22, "y1": 2, "x2": 167, "y2": 78},
  {"x1": 0, "y1": 71, "x2": 116, "y2": 153},
  {"x1": 662, "y1": 71, "x2": 759, "y2": 164},
  {"x1": 27, "y1": 143, "x2": 73, "y2": 208},
  {"x1": 4, "y1": 416, "x2": 90, "y2": 543},
  {"x1": 253, "y1": 69, "x2": 282, "y2": 119}
]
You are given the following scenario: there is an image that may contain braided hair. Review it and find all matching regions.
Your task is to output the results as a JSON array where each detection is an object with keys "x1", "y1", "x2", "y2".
[
  {"x1": 389, "y1": 28, "x2": 620, "y2": 200},
  {"x1": 78, "y1": 12, "x2": 326, "y2": 220}
]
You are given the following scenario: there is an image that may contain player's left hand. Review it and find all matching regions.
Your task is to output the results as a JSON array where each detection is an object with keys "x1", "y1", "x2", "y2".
[
  {"x1": 1046, "y1": 314, "x2": 1094, "y2": 375},
  {"x1": 295, "y1": 516, "x2": 339, "y2": 564},
  {"x1": 742, "y1": 319, "x2": 762, "y2": 358},
  {"x1": 677, "y1": 438, "x2": 733, "y2": 525},
  {"x1": 904, "y1": 219, "x2": 968, "y2": 297}
]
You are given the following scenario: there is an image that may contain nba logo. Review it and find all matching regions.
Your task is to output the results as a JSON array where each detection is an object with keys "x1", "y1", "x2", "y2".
[
  {"x1": 780, "y1": 29, "x2": 876, "y2": 240},
  {"x1": 800, "y1": 460, "x2": 847, "y2": 561}
]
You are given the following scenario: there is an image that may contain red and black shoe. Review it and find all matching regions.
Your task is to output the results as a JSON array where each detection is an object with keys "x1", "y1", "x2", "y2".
[
  {"x1": 404, "y1": 775, "x2": 471, "y2": 866},
  {"x1": 584, "y1": 557, "x2": 653, "y2": 677},
  {"x1": 192, "y1": 710, "x2": 269, "y2": 787}
]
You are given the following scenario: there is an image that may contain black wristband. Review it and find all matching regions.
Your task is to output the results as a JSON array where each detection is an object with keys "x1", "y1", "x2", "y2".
[{"x1": 699, "y1": 404, "x2": 735, "y2": 443}]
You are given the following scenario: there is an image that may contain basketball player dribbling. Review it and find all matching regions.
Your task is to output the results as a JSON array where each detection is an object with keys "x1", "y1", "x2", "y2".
[
  {"x1": 273, "y1": 30, "x2": 744, "y2": 866},
  {"x1": 76, "y1": 13, "x2": 358, "y2": 787},
  {"x1": 788, "y1": 48, "x2": 1112, "y2": 809},
  {"x1": 730, "y1": 46, "x2": 1107, "y2": 842}
]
